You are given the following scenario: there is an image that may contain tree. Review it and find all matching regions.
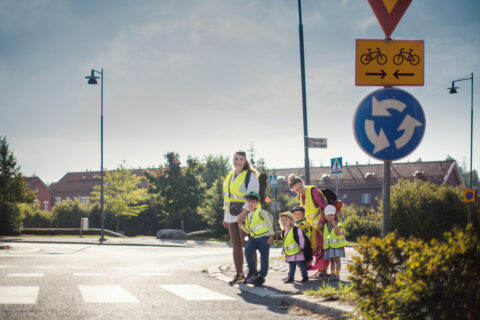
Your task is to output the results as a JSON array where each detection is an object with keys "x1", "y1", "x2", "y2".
[
  {"x1": 146, "y1": 153, "x2": 205, "y2": 231},
  {"x1": 52, "y1": 199, "x2": 88, "y2": 228},
  {"x1": 0, "y1": 137, "x2": 34, "y2": 235},
  {"x1": 91, "y1": 164, "x2": 148, "y2": 232},
  {"x1": 202, "y1": 154, "x2": 229, "y2": 189},
  {"x1": 198, "y1": 179, "x2": 227, "y2": 237}
]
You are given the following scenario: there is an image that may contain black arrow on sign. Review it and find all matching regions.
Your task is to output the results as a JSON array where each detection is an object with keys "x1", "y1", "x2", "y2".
[
  {"x1": 365, "y1": 69, "x2": 387, "y2": 79},
  {"x1": 394, "y1": 70, "x2": 414, "y2": 79}
]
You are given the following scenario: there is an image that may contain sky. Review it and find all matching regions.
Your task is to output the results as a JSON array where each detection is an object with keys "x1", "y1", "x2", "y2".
[{"x1": 1, "y1": 0, "x2": 479, "y2": 184}]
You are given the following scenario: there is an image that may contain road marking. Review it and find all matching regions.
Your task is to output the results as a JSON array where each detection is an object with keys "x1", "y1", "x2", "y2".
[
  {"x1": 73, "y1": 273, "x2": 108, "y2": 277},
  {"x1": 32, "y1": 266, "x2": 54, "y2": 269},
  {"x1": 158, "y1": 284, "x2": 234, "y2": 301},
  {"x1": 113, "y1": 267, "x2": 131, "y2": 271},
  {"x1": 68, "y1": 266, "x2": 90, "y2": 270},
  {"x1": 7, "y1": 273, "x2": 44, "y2": 277},
  {"x1": 0, "y1": 265, "x2": 15, "y2": 269},
  {"x1": 139, "y1": 272, "x2": 171, "y2": 276},
  {"x1": 0, "y1": 286, "x2": 39, "y2": 304},
  {"x1": 78, "y1": 285, "x2": 139, "y2": 303}
]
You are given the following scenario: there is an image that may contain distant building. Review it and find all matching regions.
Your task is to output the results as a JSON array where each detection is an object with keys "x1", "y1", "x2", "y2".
[
  {"x1": 25, "y1": 176, "x2": 52, "y2": 211},
  {"x1": 49, "y1": 169, "x2": 154, "y2": 207},
  {"x1": 272, "y1": 160, "x2": 464, "y2": 208}
]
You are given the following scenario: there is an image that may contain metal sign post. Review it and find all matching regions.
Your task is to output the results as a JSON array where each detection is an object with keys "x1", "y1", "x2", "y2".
[{"x1": 269, "y1": 174, "x2": 279, "y2": 240}]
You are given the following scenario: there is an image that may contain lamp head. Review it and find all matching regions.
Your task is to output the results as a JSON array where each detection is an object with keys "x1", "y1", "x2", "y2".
[
  {"x1": 85, "y1": 70, "x2": 99, "y2": 85},
  {"x1": 448, "y1": 81, "x2": 458, "y2": 94}
]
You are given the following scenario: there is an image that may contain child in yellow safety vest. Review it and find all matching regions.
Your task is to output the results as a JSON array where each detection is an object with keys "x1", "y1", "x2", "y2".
[
  {"x1": 323, "y1": 204, "x2": 347, "y2": 281},
  {"x1": 291, "y1": 206, "x2": 313, "y2": 270},
  {"x1": 279, "y1": 211, "x2": 308, "y2": 283}
]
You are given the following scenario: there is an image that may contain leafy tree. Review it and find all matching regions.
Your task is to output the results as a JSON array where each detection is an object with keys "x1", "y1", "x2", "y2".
[
  {"x1": 198, "y1": 179, "x2": 227, "y2": 237},
  {"x1": 0, "y1": 137, "x2": 34, "y2": 235},
  {"x1": 91, "y1": 164, "x2": 148, "y2": 232},
  {"x1": 147, "y1": 153, "x2": 205, "y2": 231},
  {"x1": 202, "y1": 154, "x2": 229, "y2": 189},
  {"x1": 341, "y1": 204, "x2": 381, "y2": 241},
  {"x1": 21, "y1": 203, "x2": 53, "y2": 228}
]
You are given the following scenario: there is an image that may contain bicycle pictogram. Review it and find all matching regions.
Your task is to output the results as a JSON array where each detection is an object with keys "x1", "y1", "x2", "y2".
[
  {"x1": 360, "y1": 48, "x2": 387, "y2": 65},
  {"x1": 393, "y1": 48, "x2": 420, "y2": 65}
]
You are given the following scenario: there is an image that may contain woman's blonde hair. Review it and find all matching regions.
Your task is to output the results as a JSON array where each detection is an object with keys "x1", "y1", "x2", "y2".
[{"x1": 288, "y1": 174, "x2": 304, "y2": 189}]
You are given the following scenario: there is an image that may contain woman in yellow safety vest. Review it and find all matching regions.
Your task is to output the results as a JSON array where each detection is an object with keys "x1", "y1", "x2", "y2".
[
  {"x1": 222, "y1": 150, "x2": 259, "y2": 285},
  {"x1": 288, "y1": 173, "x2": 330, "y2": 280}
]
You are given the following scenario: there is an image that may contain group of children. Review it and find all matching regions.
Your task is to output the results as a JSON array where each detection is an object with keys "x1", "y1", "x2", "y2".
[{"x1": 239, "y1": 191, "x2": 347, "y2": 286}]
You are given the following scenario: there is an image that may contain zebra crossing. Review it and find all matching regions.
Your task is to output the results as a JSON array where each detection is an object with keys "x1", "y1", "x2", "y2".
[{"x1": 0, "y1": 265, "x2": 235, "y2": 305}]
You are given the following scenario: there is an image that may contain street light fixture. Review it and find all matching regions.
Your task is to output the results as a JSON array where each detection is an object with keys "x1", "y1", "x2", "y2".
[
  {"x1": 448, "y1": 73, "x2": 474, "y2": 223},
  {"x1": 85, "y1": 68, "x2": 105, "y2": 243}
]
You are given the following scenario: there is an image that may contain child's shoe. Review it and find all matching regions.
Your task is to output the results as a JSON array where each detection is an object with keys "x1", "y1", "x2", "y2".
[
  {"x1": 283, "y1": 277, "x2": 294, "y2": 284},
  {"x1": 244, "y1": 270, "x2": 258, "y2": 284},
  {"x1": 254, "y1": 274, "x2": 265, "y2": 287}
]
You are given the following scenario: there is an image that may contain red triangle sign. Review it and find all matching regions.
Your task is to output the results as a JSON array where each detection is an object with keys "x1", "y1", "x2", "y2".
[{"x1": 368, "y1": 0, "x2": 412, "y2": 37}]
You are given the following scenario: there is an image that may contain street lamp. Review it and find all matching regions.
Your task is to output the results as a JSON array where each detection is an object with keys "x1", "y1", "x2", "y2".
[
  {"x1": 85, "y1": 68, "x2": 105, "y2": 242},
  {"x1": 448, "y1": 73, "x2": 474, "y2": 223}
]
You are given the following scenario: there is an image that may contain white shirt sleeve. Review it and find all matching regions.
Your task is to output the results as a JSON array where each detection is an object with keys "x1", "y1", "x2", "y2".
[{"x1": 243, "y1": 173, "x2": 259, "y2": 209}]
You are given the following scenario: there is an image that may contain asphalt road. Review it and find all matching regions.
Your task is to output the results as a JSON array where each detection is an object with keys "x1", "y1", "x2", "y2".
[{"x1": 0, "y1": 243, "x2": 318, "y2": 320}]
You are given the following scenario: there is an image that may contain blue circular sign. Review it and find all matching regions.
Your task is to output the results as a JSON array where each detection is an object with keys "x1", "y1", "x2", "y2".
[
  {"x1": 353, "y1": 88, "x2": 426, "y2": 161},
  {"x1": 466, "y1": 191, "x2": 473, "y2": 200}
]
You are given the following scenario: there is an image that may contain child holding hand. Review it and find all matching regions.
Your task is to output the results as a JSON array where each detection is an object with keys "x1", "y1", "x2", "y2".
[
  {"x1": 279, "y1": 211, "x2": 308, "y2": 283},
  {"x1": 323, "y1": 204, "x2": 347, "y2": 281}
]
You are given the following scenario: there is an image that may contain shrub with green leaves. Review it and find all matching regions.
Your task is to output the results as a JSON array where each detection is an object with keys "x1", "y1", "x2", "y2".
[
  {"x1": 20, "y1": 203, "x2": 53, "y2": 228},
  {"x1": 341, "y1": 204, "x2": 381, "y2": 241},
  {"x1": 348, "y1": 225, "x2": 480, "y2": 320},
  {"x1": 52, "y1": 199, "x2": 89, "y2": 228},
  {"x1": 387, "y1": 179, "x2": 468, "y2": 240}
]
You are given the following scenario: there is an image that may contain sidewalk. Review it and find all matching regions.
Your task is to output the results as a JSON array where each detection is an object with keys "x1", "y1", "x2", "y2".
[
  {"x1": 208, "y1": 247, "x2": 356, "y2": 319},
  {"x1": 0, "y1": 236, "x2": 231, "y2": 248}
]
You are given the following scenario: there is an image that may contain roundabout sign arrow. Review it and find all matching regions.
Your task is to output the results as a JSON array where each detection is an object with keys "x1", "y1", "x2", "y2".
[{"x1": 353, "y1": 87, "x2": 425, "y2": 161}]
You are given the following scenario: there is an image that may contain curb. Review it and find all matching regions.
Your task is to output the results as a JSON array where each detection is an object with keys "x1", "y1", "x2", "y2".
[
  {"x1": 0, "y1": 238, "x2": 193, "y2": 248},
  {"x1": 207, "y1": 265, "x2": 354, "y2": 319}
]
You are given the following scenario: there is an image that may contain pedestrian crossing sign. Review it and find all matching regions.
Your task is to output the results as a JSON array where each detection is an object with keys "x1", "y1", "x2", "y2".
[
  {"x1": 269, "y1": 174, "x2": 277, "y2": 187},
  {"x1": 331, "y1": 157, "x2": 343, "y2": 174}
]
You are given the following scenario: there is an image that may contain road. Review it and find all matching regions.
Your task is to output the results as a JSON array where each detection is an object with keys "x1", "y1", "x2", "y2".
[{"x1": 0, "y1": 242, "x2": 317, "y2": 320}]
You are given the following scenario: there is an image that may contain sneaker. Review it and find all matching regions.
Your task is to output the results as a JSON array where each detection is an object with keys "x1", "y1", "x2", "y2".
[
  {"x1": 228, "y1": 273, "x2": 245, "y2": 286},
  {"x1": 244, "y1": 270, "x2": 258, "y2": 284},
  {"x1": 254, "y1": 275, "x2": 265, "y2": 287},
  {"x1": 301, "y1": 276, "x2": 309, "y2": 282},
  {"x1": 283, "y1": 278, "x2": 294, "y2": 284}
]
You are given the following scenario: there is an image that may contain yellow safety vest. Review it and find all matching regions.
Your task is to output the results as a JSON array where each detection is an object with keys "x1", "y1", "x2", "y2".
[
  {"x1": 323, "y1": 222, "x2": 347, "y2": 249},
  {"x1": 245, "y1": 207, "x2": 269, "y2": 237},
  {"x1": 223, "y1": 170, "x2": 248, "y2": 212},
  {"x1": 282, "y1": 227, "x2": 300, "y2": 256},
  {"x1": 301, "y1": 185, "x2": 323, "y2": 226},
  {"x1": 296, "y1": 218, "x2": 311, "y2": 239}
]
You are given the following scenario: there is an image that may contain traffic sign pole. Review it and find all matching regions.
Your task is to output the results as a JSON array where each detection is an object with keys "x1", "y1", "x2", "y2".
[{"x1": 382, "y1": 161, "x2": 391, "y2": 237}]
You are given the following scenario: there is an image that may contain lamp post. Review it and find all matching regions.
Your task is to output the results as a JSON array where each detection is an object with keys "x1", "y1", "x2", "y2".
[
  {"x1": 448, "y1": 73, "x2": 474, "y2": 223},
  {"x1": 297, "y1": 0, "x2": 310, "y2": 184},
  {"x1": 85, "y1": 68, "x2": 105, "y2": 242}
]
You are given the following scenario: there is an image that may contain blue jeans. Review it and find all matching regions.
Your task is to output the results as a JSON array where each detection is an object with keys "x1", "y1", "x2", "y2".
[
  {"x1": 288, "y1": 260, "x2": 308, "y2": 280},
  {"x1": 245, "y1": 236, "x2": 270, "y2": 277}
]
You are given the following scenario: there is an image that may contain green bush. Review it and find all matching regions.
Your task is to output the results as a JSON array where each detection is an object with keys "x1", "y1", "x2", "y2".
[
  {"x1": 388, "y1": 179, "x2": 468, "y2": 240},
  {"x1": 0, "y1": 202, "x2": 24, "y2": 235},
  {"x1": 348, "y1": 225, "x2": 480, "y2": 320},
  {"x1": 52, "y1": 199, "x2": 89, "y2": 228},
  {"x1": 20, "y1": 203, "x2": 53, "y2": 228},
  {"x1": 341, "y1": 204, "x2": 381, "y2": 241}
]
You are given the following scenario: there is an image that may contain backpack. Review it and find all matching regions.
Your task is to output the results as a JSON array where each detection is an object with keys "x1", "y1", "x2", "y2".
[
  {"x1": 244, "y1": 170, "x2": 267, "y2": 204},
  {"x1": 320, "y1": 188, "x2": 337, "y2": 205},
  {"x1": 292, "y1": 226, "x2": 313, "y2": 262}
]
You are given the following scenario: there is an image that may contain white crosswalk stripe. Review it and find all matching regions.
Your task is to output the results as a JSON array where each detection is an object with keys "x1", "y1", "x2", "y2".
[
  {"x1": 139, "y1": 272, "x2": 171, "y2": 276},
  {"x1": 73, "y1": 273, "x2": 108, "y2": 277},
  {"x1": 159, "y1": 284, "x2": 235, "y2": 301},
  {"x1": 78, "y1": 285, "x2": 139, "y2": 303},
  {"x1": 7, "y1": 273, "x2": 44, "y2": 277},
  {"x1": 0, "y1": 286, "x2": 39, "y2": 304}
]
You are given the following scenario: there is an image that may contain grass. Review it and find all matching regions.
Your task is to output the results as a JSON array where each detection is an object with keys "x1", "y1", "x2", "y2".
[{"x1": 303, "y1": 282, "x2": 357, "y2": 303}]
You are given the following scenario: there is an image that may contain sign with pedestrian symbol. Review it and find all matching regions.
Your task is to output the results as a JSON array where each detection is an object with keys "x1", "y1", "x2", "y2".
[
  {"x1": 269, "y1": 174, "x2": 277, "y2": 187},
  {"x1": 331, "y1": 157, "x2": 343, "y2": 174},
  {"x1": 356, "y1": 39, "x2": 424, "y2": 86},
  {"x1": 353, "y1": 87, "x2": 425, "y2": 161}
]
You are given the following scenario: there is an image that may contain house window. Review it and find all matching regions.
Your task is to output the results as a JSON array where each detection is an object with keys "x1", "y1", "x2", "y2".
[
  {"x1": 342, "y1": 193, "x2": 347, "y2": 199},
  {"x1": 55, "y1": 197, "x2": 61, "y2": 204},
  {"x1": 34, "y1": 199, "x2": 39, "y2": 206},
  {"x1": 66, "y1": 197, "x2": 71, "y2": 201},
  {"x1": 361, "y1": 193, "x2": 371, "y2": 205},
  {"x1": 43, "y1": 201, "x2": 49, "y2": 211},
  {"x1": 80, "y1": 197, "x2": 89, "y2": 207}
]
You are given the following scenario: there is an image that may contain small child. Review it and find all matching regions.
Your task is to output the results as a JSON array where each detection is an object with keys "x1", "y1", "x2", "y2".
[
  {"x1": 241, "y1": 191, "x2": 274, "y2": 287},
  {"x1": 292, "y1": 206, "x2": 311, "y2": 240},
  {"x1": 279, "y1": 211, "x2": 308, "y2": 283},
  {"x1": 323, "y1": 204, "x2": 347, "y2": 281}
]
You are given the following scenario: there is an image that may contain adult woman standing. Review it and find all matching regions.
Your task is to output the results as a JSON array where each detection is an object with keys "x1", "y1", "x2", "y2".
[
  {"x1": 288, "y1": 174, "x2": 329, "y2": 279},
  {"x1": 223, "y1": 150, "x2": 259, "y2": 285}
]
